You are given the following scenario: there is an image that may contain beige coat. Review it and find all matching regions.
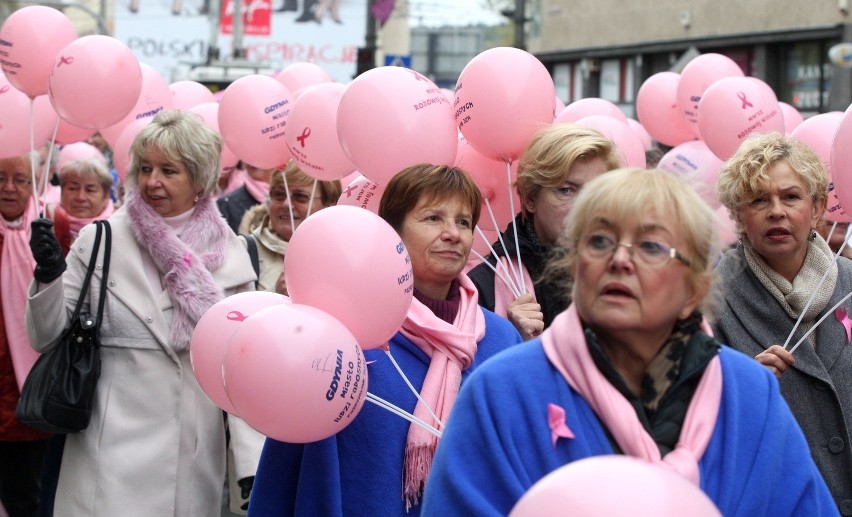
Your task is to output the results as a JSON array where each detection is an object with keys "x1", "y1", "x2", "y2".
[{"x1": 26, "y1": 208, "x2": 261, "y2": 517}]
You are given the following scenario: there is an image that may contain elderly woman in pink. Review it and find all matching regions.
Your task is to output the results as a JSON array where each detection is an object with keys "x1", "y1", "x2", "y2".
[
  {"x1": 0, "y1": 152, "x2": 50, "y2": 516},
  {"x1": 45, "y1": 157, "x2": 114, "y2": 256}
]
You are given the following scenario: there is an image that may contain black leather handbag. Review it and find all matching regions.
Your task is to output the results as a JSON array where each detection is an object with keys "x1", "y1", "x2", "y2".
[{"x1": 17, "y1": 220, "x2": 111, "y2": 434}]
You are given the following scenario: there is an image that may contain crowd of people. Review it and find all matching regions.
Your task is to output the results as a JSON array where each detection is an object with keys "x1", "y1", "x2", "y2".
[{"x1": 0, "y1": 105, "x2": 850, "y2": 517}]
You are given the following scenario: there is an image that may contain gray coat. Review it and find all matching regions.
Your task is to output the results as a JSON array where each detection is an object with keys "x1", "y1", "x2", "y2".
[
  {"x1": 26, "y1": 208, "x2": 260, "y2": 517},
  {"x1": 713, "y1": 244, "x2": 852, "y2": 515}
]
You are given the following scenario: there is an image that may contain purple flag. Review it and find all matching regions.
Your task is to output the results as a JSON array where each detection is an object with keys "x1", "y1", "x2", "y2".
[{"x1": 371, "y1": 0, "x2": 396, "y2": 26}]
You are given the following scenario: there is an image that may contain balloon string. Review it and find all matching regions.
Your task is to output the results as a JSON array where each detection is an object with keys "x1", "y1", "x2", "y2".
[
  {"x1": 469, "y1": 246, "x2": 521, "y2": 299},
  {"x1": 483, "y1": 197, "x2": 523, "y2": 292},
  {"x1": 506, "y1": 159, "x2": 527, "y2": 295},
  {"x1": 305, "y1": 178, "x2": 318, "y2": 218},
  {"x1": 28, "y1": 97, "x2": 39, "y2": 216},
  {"x1": 788, "y1": 289, "x2": 852, "y2": 354},
  {"x1": 41, "y1": 120, "x2": 60, "y2": 207},
  {"x1": 365, "y1": 392, "x2": 443, "y2": 438},
  {"x1": 383, "y1": 349, "x2": 444, "y2": 429},
  {"x1": 826, "y1": 221, "x2": 838, "y2": 244},
  {"x1": 282, "y1": 173, "x2": 296, "y2": 237},
  {"x1": 473, "y1": 225, "x2": 522, "y2": 296},
  {"x1": 782, "y1": 235, "x2": 848, "y2": 350}
]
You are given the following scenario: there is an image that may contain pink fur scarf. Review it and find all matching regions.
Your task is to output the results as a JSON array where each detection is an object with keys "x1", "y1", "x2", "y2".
[{"x1": 126, "y1": 187, "x2": 227, "y2": 351}]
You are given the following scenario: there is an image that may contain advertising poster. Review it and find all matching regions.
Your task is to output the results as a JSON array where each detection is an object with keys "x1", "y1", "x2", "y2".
[{"x1": 113, "y1": 0, "x2": 368, "y2": 83}]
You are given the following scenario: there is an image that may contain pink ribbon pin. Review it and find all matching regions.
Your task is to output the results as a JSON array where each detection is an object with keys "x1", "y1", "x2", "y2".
[
  {"x1": 0, "y1": 85, "x2": 9, "y2": 94},
  {"x1": 836, "y1": 307, "x2": 852, "y2": 343},
  {"x1": 342, "y1": 185, "x2": 357, "y2": 197},
  {"x1": 57, "y1": 56, "x2": 74, "y2": 67},
  {"x1": 547, "y1": 403, "x2": 574, "y2": 447}
]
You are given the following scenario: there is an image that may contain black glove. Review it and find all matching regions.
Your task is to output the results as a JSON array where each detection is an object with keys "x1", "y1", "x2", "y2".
[
  {"x1": 238, "y1": 476, "x2": 254, "y2": 511},
  {"x1": 30, "y1": 218, "x2": 66, "y2": 284}
]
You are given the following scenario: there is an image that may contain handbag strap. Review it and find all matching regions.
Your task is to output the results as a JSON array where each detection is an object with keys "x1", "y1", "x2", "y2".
[
  {"x1": 69, "y1": 221, "x2": 103, "y2": 323},
  {"x1": 94, "y1": 221, "x2": 111, "y2": 327}
]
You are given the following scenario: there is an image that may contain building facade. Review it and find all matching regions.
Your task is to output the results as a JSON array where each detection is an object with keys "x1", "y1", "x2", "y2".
[{"x1": 529, "y1": 0, "x2": 852, "y2": 117}]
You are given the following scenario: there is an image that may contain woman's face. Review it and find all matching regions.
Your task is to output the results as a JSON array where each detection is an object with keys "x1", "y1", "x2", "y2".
[
  {"x1": 736, "y1": 161, "x2": 824, "y2": 281},
  {"x1": 268, "y1": 183, "x2": 330, "y2": 241},
  {"x1": 0, "y1": 157, "x2": 33, "y2": 221},
  {"x1": 138, "y1": 147, "x2": 199, "y2": 217},
  {"x1": 524, "y1": 157, "x2": 611, "y2": 245},
  {"x1": 61, "y1": 172, "x2": 109, "y2": 218},
  {"x1": 572, "y1": 210, "x2": 702, "y2": 351},
  {"x1": 400, "y1": 194, "x2": 474, "y2": 299}
]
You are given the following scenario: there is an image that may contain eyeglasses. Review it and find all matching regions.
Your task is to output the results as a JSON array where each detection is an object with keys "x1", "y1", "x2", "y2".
[
  {"x1": 578, "y1": 232, "x2": 692, "y2": 268},
  {"x1": 0, "y1": 175, "x2": 32, "y2": 189},
  {"x1": 269, "y1": 189, "x2": 318, "y2": 204}
]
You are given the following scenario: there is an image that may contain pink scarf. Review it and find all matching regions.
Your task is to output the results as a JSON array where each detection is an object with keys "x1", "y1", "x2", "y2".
[
  {"x1": 1, "y1": 203, "x2": 39, "y2": 390},
  {"x1": 242, "y1": 173, "x2": 269, "y2": 204},
  {"x1": 399, "y1": 274, "x2": 485, "y2": 510},
  {"x1": 47, "y1": 200, "x2": 116, "y2": 242},
  {"x1": 540, "y1": 304, "x2": 722, "y2": 485},
  {"x1": 125, "y1": 188, "x2": 227, "y2": 351}
]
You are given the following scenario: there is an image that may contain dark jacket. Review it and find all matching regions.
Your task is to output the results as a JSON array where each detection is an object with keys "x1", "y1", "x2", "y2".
[
  {"x1": 216, "y1": 185, "x2": 262, "y2": 234},
  {"x1": 468, "y1": 214, "x2": 568, "y2": 328}
]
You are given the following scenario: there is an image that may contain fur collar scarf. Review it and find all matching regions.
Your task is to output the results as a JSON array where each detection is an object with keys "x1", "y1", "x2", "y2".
[{"x1": 126, "y1": 187, "x2": 227, "y2": 351}]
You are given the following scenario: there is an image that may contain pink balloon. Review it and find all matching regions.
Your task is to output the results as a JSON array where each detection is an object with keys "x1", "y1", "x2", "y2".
[
  {"x1": 275, "y1": 62, "x2": 333, "y2": 93},
  {"x1": 831, "y1": 104, "x2": 852, "y2": 215},
  {"x1": 454, "y1": 137, "x2": 519, "y2": 231},
  {"x1": 557, "y1": 98, "x2": 627, "y2": 124},
  {"x1": 697, "y1": 77, "x2": 783, "y2": 161},
  {"x1": 791, "y1": 112, "x2": 851, "y2": 223},
  {"x1": 100, "y1": 63, "x2": 174, "y2": 150},
  {"x1": 48, "y1": 35, "x2": 142, "y2": 129},
  {"x1": 510, "y1": 456, "x2": 721, "y2": 517},
  {"x1": 285, "y1": 205, "x2": 413, "y2": 349},
  {"x1": 779, "y1": 102, "x2": 804, "y2": 135},
  {"x1": 636, "y1": 72, "x2": 695, "y2": 147},
  {"x1": 626, "y1": 118, "x2": 653, "y2": 151},
  {"x1": 286, "y1": 83, "x2": 355, "y2": 181},
  {"x1": 169, "y1": 80, "x2": 215, "y2": 110},
  {"x1": 455, "y1": 47, "x2": 555, "y2": 162},
  {"x1": 57, "y1": 142, "x2": 107, "y2": 171},
  {"x1": 0, "y1": 74, "x2": 54, "y2": 159},
  {"x1": 112, "y1": 118, "x2": 151, "y2": 182},
  {"x1": 574, "y1": 115, "x2": 646, "y2": 168},
  {"x1": 190, "y1": 291, "x2": 290, "y2": 414},
  {"x1": 218, "y1": 74, "x2": 293, "y2": 169},
  {"x1": 336, "y1": 175, "x2": 385, "y2": 214},
  {"x1": 223, "y1": 303, "x2": 367, "y2": 443},
  {"x1": 188, "y1": 102, "x2": 240, "y2": 171},
  {"x1": 677, "y1": 54, "x2": 744, "y2": 138},
  {"x1": 337, "y1": 66, "x2": 458, "y2": 185},
  {"x1": 657, "y1": 140, "x2": 725, "y2": 209},
  {"x1": 0, "y1": 6, "x2": 77, "y2": 98}
]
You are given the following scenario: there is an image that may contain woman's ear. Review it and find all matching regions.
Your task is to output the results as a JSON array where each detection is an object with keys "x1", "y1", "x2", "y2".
[{"x1": 679, "y1": 276, "x2": 710, "y2": 320}]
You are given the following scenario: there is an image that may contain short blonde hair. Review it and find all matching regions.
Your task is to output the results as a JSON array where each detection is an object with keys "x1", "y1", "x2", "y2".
[
  {"x1": 126, "y1": 110, "x2": 222, "y2": 197},
  {"x1": 516, "y1": 124, "x2": 621, "y2": 218},
  {"x1": 717, "y1": 132, "x2": 828, "y2": 213},
  {"x1": 556, "y1": 168, "x2": 721, "y2": 314}
]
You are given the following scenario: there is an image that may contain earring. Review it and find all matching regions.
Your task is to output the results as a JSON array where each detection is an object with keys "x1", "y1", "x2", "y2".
[{"x1": 810, "y1": 230, "x2": 817, "y2": 241}]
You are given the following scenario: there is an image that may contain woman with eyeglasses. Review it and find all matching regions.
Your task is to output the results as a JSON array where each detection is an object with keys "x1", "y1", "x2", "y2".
[
  {"x1": 467, "y1": 124, "x2": 620, "y2": 341},
  {"x1": 238, "y1": 161, "x2": 341, "y2": 294},
  {"x1": 713, "y1": 132, "x2": 852, "y2": 511},
  {"x1": 421, "y1": 168, "x2": 836, "y2": 516}
]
